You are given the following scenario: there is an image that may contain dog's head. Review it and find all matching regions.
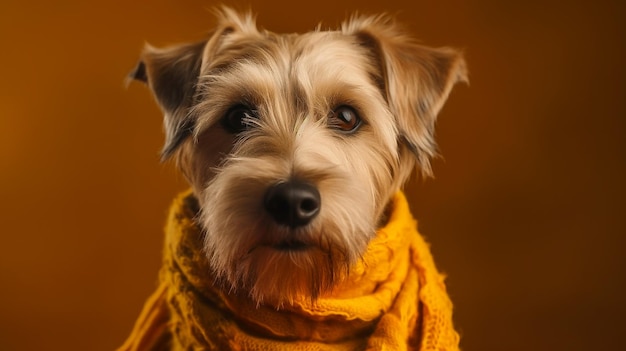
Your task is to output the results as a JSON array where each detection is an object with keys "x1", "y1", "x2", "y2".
[{"x1": 131, "y1": 7, "x2": 467, "y2": 305}]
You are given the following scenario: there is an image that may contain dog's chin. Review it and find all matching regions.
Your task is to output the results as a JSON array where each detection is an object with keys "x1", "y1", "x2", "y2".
[{"x1": 225, "y1": 241, "x2": 351, "y2": 306}]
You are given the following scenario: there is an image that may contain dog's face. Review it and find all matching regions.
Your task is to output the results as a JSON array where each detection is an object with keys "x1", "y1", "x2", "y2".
[{"x1": 131, "y1": 8, "x2": 466, "y2": 305}]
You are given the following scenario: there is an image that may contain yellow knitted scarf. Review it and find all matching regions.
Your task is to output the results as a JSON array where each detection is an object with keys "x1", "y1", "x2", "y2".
[{"x1": 118, "y1": 191, "x2": 460, "y2": 351}]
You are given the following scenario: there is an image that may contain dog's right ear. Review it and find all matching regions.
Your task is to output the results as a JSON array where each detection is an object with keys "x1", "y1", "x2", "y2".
[
  {"x1": 128, "y1": 41, "x2": 206, "y2": 160},
  {"x1": 128, "y1": 6, "x2": 260, "y2": 161}
]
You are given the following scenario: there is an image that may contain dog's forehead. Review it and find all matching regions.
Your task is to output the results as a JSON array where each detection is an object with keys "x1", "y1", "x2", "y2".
[
  {"x1": 291, "y1": 31, "x2": 364, "y2": 64},
  {"x1": 206, "y1": 30, "x2": 376, "y2": 88},
  {"x1": 292, "y1": 32, "x2": 376, "y2": 81}
]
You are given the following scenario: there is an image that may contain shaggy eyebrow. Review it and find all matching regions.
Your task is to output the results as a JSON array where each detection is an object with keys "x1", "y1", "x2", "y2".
[
  {"x1": 206, "y1": 37, "x2": 285, "y2": 75},
  {"x1": 193, "y1": 65, "x2": 287, "y2": 132}
]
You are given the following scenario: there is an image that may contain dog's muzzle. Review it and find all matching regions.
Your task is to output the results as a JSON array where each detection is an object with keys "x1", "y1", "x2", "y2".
[{"x1": 263, "y1": 180, "x2": 321, "y2": 228}]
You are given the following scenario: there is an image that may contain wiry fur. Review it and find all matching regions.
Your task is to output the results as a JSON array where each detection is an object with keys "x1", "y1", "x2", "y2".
[{"x1": 131, "y1": 7, "x2": 467, "y2": 306}]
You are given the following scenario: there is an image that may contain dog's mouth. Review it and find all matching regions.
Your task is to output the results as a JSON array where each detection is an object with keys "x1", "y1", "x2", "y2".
[
  {"x1": 272, "y1": 240, "x2": 310, "y2": 251},
  {"x1": 246, "y1": 239, "x2": 314, "y2": 255}
]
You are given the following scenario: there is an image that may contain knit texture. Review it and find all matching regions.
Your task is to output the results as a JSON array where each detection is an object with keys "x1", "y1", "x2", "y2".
[{"x1": 118, "y1": 190, "x2": 460, "y2": 351}]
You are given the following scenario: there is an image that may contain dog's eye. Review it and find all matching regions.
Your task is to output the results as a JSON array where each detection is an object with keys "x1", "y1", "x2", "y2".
[
  {"x1": 222, "y1": 105, "x2": 257, "y2": 133},
  {"x1": 329, "y1": 106, "x2": 362, "y2": 133}
]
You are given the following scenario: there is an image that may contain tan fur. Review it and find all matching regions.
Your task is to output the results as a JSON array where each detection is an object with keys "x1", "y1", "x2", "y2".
[{"x1": 132, "y1": 7, "x2": 467, "y2": 306}]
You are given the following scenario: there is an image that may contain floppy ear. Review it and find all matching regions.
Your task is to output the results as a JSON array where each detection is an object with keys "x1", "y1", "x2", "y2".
[
  {"x1": 128, "y1": 6, "x2": 260, "y2": 160},
  {"x1": 344, "y1": 15, "x2": 468, "y2": 175},
  {"x1": 129, "y1": 41, "x2": 206, "y2": 159}
]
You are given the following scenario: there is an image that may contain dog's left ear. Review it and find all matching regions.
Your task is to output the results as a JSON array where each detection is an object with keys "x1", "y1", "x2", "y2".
[{"x1": 344, "y1": 16, "x2": 468, "y2": 175}]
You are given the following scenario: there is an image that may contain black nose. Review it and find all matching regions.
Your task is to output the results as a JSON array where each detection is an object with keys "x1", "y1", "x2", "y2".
[{"x1": 263, "y1": 180, "x2": 321, "y2": 228}]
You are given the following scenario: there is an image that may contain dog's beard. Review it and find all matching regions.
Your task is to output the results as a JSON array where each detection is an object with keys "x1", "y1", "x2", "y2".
[
  {"x1": 199, "y1": 152, "x2": 377, "y2": 306},
  {"x1": 235, "y1": 243, "x2": 349, "y2": 305}
]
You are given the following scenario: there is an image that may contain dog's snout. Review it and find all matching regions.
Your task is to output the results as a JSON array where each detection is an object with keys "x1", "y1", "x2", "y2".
[{"x1": 264, "y1": 180, "x2": 321, "y2": 228}]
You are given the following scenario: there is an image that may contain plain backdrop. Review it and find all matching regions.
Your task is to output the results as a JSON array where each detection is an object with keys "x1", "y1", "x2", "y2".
[{"x1": 1, "y1": 0, "x2": 624, "y2": 350}]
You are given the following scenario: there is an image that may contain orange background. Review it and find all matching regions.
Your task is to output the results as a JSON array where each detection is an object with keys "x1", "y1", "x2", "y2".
[{"x1": 1, "y1": 0, "x2": 625, "y2": 350}]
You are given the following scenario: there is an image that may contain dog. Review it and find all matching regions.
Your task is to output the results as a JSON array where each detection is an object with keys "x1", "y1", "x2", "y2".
[{"x1": 123, "y1": 7, "x2": 467, "y2": 350}]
